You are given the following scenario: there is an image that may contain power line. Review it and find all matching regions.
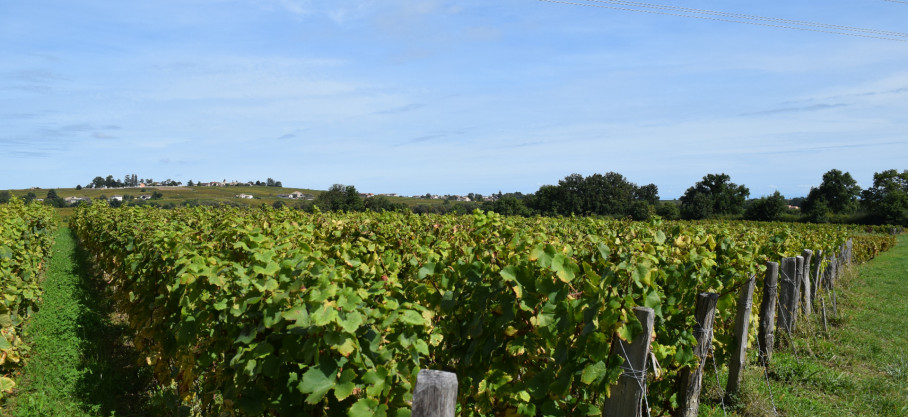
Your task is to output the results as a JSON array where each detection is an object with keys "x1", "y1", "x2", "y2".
[{"x1": 536, "y1": 0, "x2": 908, "y2": 42}]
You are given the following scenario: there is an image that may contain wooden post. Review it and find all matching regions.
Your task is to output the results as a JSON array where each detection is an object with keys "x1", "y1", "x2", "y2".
[
  {"x1": 726, "y1": 276, "x2": 756, "y2": 399},
  {"x1": 777, "y1": 257, "x2": 799, "y2": 337},
  {"x1": 830, "y1": 255, "x2": 839, "y2": 289},
  {"x1": 846, "y1": 239, "x2": 853, "y2": 265},
  {"x1": 811, "y1": 251, "x2": 823, "y2": 302},
  {"x1": 412, "y1": 370, "x2": 458, "y2": 417},
  {"x1": 822, "y1": 255, "x2": 834, "y2": 291},
  {"x1": 676, "y1": 293, "x2": 719, "y2": 417},
  {"x1": 801, "y1": 250, "x2": 813, "y2": 316},
  {"x1": 821, "y1": 297, "x2": 828, "y2": 334},
  {"x1": 603, "y1": 307, "x2": 655, "y2": 417},
  {"x1": 758, "y1": 261, "x2": 779, "y2": 363}
]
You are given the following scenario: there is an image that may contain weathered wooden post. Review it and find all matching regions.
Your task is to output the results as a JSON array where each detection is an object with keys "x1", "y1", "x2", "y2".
[
  {"x1": 677, "y1": 293, "x2": 719, "y2": 417},
  {"x1": 846, "y1": 239, "x2": 853, "y2": 265},
  {"x1": 758, "y1": 261, "x2": 779, "y2": 363},
  {"x1": 801, "y1": 250, "x2": 813, "y2": 316},
  {"x1": 603, "y1": 307, "x2": 655, "y2": 417},
  {"x1": 726, "y1": 276, "x2": 756, "y2": 399},
  {"x1": 820, "y1": 296, "x2": 829, "y2": 334},
  {"x1": 412, "y1": 370, "x2": 458, "y2": 417},
  {"x1": 822, "y1": 255, "x2": 834, "y2": 291},
  {"x1": 777, "y1": 257, "x2": 800, "y2": 337},
  {"x1": 811, "y1": 251, "x2": 823, "y2": 302}
]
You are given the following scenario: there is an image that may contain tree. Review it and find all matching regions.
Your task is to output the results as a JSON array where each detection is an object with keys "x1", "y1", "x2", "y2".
[
  {"x1": 744, "y1": 191, "x2": 787, "y2": 222},
  {"x1": 679, "y1": 173, "x2": 750, "y2": 219},
  {"x1": 802, "y1": 169, "x2": 861, "y2": 218},
  {"x1": 76, "y1": 184, "x2": 82, "y2": 190},
  {"x1": 0, "y1": 191, "x2": 10, "y2": 204},
  {"x1": 481, "y1": 196, "x2": 532, "y2": 216},
  {"x1": 315, "y1": 184, "x2": 364, "y2": 212},
  {"x1": 655, "y1": 201, "x2": 680, "y2": 220},
  {"x1": 275, "y1": 181, "x2": 282, "y2": 188},
  {"x1": 528, "y1": 172, "x2": 658, "y2": 217},
  {"x1": 91, "y1": 176, "x2": 105, "y2": 188},
  {"x1": 364, "y1": 196, "x2": 406, "y2": 212},
  {"x1": 861, "y1": 169, "x2": 908, "y2": 226},
  {"x1": 266, "y1": 178, "x2": 275, "y2": 187},
  {"x1": 188, "y1": 180, "x2": 194, "y2": 187},
  {"x1": 25, "y1": 192, "x2": 37, "y2": 203}
]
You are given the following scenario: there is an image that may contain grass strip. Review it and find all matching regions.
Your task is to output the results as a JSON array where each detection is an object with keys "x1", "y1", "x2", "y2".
[
  {"x1": 700, "y1": 234, "x2": 908, "y2": 416},
  {"x1": 1, "y1": 228, "x2": 155, "y2": 417}
]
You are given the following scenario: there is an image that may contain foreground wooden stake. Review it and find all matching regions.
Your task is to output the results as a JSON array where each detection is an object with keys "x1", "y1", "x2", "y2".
[
  {"x1": 726, "y1": 276, "x2": 756, "y2": 399},
  {"x1": 778, "y1": 257, "x2": 800, "y2": 338},
  {"x1": 812, "y1": 251, "x2": 823, "y2": 302},
  {"x1": 801, "y1": 250, "x2": 813, "y2": 316},
  {"x1": 604, "y1": 307, "x2": 655, "y2": 417},
  {"x1": 758, "y1": 262, "x2": 779, "y2": 363},
  {"x1": 821, "y1": 296, "x2": 829, "y2": 335},
  {"x1": 677, "y1": 292, "x2": 719, "y2": 417},
  {"x1": 412, "y1": 370, "x2": 458, "y2": 417}
]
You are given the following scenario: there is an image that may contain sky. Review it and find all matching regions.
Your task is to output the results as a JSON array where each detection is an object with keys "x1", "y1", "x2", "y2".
[{"x1": 2, "y1": 0, "x2": 907, "y2": 198}]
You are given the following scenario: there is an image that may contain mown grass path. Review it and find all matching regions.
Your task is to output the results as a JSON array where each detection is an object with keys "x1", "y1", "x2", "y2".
[
  {"x1": 705, "y1": 234, "x2": 908, "y2": 416},
  {"x1": 1, "y1": 228, "x2": 153, "y2": 417}
]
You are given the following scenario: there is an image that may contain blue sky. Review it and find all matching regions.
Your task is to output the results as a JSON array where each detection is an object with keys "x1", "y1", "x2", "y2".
[{"x1": 2, "y1": 0, "x2": 907, "y2": 198}]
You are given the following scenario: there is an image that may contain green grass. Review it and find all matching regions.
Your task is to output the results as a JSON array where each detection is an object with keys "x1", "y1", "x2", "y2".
[
  {"x1": 698, "y1": 234, "x2": 908, "y2": 416},
  {"x1": 1, "y1": 228, "x2": 158, "y2": 417}
]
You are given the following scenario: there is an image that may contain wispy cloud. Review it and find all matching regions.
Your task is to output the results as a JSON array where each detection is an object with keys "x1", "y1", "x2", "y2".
[{"x1": 740, "y1": 103, "x2": 848, "y2": 116}]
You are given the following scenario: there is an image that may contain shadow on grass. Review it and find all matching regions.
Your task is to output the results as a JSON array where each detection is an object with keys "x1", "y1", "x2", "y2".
[{"x1": 70, "y1": 232, "x2": 158, "y2": 417}]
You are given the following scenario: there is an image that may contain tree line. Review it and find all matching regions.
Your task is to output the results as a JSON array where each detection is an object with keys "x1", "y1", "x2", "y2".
[
  {"x1": 300, "y1": 169, "x2": 907, "y2": 226},
  {"x1": 2, "y1": 169, "x2": 905, "y2": 226}
]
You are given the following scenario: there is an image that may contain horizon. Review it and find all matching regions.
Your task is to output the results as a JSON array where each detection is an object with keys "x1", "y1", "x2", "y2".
[{"x1": 3, "y1": 1, "x2": 907, "y2": 199}]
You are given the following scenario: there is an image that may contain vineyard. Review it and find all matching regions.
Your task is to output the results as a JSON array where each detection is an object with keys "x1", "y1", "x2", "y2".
[
  {"x1": 0, "y1": 199, "x2": 57, "y2": 399},
  {"x1": 66, "y1": 203, "x2": 898, "y2": 416}
]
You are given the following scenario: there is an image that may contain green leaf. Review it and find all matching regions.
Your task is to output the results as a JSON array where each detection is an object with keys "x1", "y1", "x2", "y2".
[
  {"x1": 654, "y1": 230, "x2": 666, "y2": 245},
  {"x1": 335, "y1": 369, "x2": 357, "y2": 401},
  {"x1": 312, "y1": 305, "x2": 339, "y2": 327},
  {"x1": 581, "y1": 361, "x2": 607, "y2": 384},
  {"x1": 418, "y1": 263, "x2": 436, "y2": 279},
  {"x1": 338, "y1": 311, "x2": 364, "y2": 334},
  {"x1": 299, "y1": 362, "x2": 338, "y2": 404},
  {"x1": 500, "y1": 266, "x2": 518, "y2": 281},
  {"x1": 349, "y1": 398, "x2": 378, "y2": 417},
  {"x1": 282, "y1": 305, "x2": 311, "y2": 328},
  {"x1": 397, "y1": 309, "x2": 426, "y2": 326}
]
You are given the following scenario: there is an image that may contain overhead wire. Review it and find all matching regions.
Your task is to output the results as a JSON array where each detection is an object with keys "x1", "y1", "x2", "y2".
[{"x1": 535, "y1": 0, "x2": 908, "y2": 42}]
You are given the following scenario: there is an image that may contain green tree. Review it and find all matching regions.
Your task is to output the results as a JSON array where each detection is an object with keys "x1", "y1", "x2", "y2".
[
  {"x1": 679, "y1": 173, "x2": 750, "y2": 219},
  {"x1": 0, "y1": 191, "x2": 10, "y2": 204},
  {"x1": 528, "y1": 172, "x2": 658, "y2": 217},
  {"x1": 481, "y1": 196, "x2": 532, "y2": 216},
  {"x1": 744, "y1": 191, "x2": 787, "y2": 222},
  {"x1": 802, "y1": 169, "x2": 861, "y2": 218},
  {"x1": 655, "y1": 201, "x2": 680, "y2": 220},
  {"x1": 861, "y1": 169, "x2": 908, "y2": 226},
  {"x1": 315, "y1": 184, "x2": 364, "y2": 212},
  {"x1": 24, "y1": 192, "x2": 37, "y2": 204}
]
